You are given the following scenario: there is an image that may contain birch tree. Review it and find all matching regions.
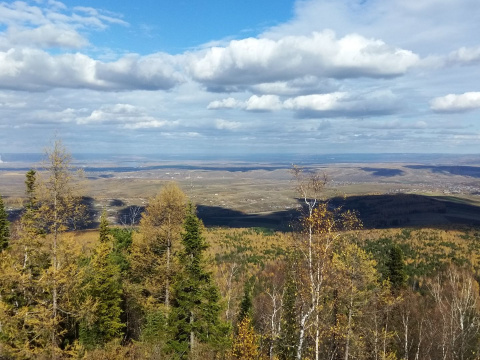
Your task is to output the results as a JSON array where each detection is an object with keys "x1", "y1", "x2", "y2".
[{"x1": 291, "y1": 166, "x2": 361, "y2": 360}]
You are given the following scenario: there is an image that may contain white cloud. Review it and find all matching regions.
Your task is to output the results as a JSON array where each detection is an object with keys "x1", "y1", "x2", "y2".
[
  {"x1": 3, "y1": 24, "x2": 88, "y2": 49},
  {"x1": 284, "y1": 92, "x2": 347, "y2": 111},
  {"x1": 188, "y1": 31, "x2": 419, "y2": 87},
  {"x1": 77, "y1": 104, "x2": 140, "y2": 124},
  {"x1": 207, "y1": 90, "x2": 398, "y2": 117},
  {"x1": 264, "y1": 0, "x2": 480, "y2": 56},
  {"x1": 72, "y1": 6, "x2": 128, "y2": 28},
  {"x1": 245, "y1": 95, "x2": 282, "y2": 111},
  {"x1": 208, "y1": 95, "x2": 282, "y2": 112},
  {"x1": 207, "y1": 97, "x2": 243, "y2": 109},
  {"x1": 251, "y1": 76, "x2": 337, "y2": 96},
  {"x1": 0, "y1": 1, "x2": 127, "y2": 30},
  {"x1": 75, "y1": 103, "x2": 182, "y2": 130},
  {"x1": 123, "y1": 120, "x2": 170, "y2": 130},
  {"x1": 284, "y1": 90, "x2": 398, "y2": 117},
  {"x1": 0, "y1": 49, "x2": 183, "y2": 91},
  {"x1": 447, "y1": 46, "x2": 480, "y2": 65},
  {"x1": 215, "y1": 119, "x2": 241, "y2": 130},
  {"x1": 430, "y1": 92, "x2": 480, "y2": 113}
]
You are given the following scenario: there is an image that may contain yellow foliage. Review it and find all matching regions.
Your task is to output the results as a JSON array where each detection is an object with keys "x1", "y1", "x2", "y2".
[{"x1": 231, "y1": 317, "x2": 260, "y2": 360}]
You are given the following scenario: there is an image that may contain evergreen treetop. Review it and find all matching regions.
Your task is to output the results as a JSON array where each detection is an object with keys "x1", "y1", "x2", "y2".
[{"x1": 168, "y1": 203, "x2": 227, "y2": 358}]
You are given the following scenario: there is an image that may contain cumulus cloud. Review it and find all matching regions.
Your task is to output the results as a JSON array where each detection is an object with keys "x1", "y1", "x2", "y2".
[
  {"x1": 207, "y1": 97, "x2": 243, "y2": 109},
  {"x1": 74, "y1": 103, "x2": 180, "y2": 130},
  {"x1": 284, "y1": 92, "x2": 347, "y2": 111},
  {"x1": 0, "y1": 49, "x2": 183, "y2": 91},
  {"x1": 263, "y1": 0, "x2": 480, "y2": 56},
  {"x1": 123, "y1": 120, "x2": 170, "y2": 130},
  {"x1": 188, "y1": 30, "x2": 419, "y2": 88},
  {"x1": 245, "y1": 95, "x2": 282, "y2": 111},
  {"x1": 251, "y1": 76, "x2": 337, "y2": 96},
  {"x1": 208, "y1": 95, "x2": 282, "y2": 112},
  {"x1": 215, "y1": 119, "x2": 241, "y2": 130},
  {"x1": 284, "y1": 90, "x2": 398, "y2": 118},
  {"x1": 77, "y1": 104, "x2": 141, "y2": 124},
  {"x1": 207, "y1": 90, "x2": 398, "y2": 117},
  {"x1": 447, "y1": 46, "x2": 480, "y2": 65},
  {"x1": 430, "y1": 92, "x2": 480, "y2": 113}
]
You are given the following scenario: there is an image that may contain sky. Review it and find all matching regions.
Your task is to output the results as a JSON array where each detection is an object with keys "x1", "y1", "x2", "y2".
[{"x1": 1, "y1": 0, "x2": 480, "y2": 156}]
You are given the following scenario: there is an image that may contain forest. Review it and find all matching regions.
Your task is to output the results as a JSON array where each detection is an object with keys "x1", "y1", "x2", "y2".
[{"x1": 2, "y1": 141, "x2": 480, "y2": 360}]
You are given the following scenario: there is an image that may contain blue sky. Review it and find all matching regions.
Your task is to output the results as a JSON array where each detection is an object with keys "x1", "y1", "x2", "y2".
[{"x1": 0, "y1": 0, "x2": 480, "y2": 156}]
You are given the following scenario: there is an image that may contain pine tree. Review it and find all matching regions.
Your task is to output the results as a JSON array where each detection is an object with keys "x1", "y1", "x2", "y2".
[
  {"x1": 168, "y1": 203, "x2": 226, "y2": 358},
  {"x1": 0, "y1": 193, "x2": 9, "y2": 251}
]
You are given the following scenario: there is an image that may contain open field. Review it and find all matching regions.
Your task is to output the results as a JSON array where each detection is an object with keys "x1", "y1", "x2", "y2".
[{"x1": 2, "y1": 157, "x2": 480, "y2": 229}]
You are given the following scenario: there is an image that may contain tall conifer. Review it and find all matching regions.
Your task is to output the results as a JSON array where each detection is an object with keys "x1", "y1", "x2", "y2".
[
  {"x1": 386, "y1": 245, "x2": 407, "y2": 290},
  {"x1": 278, "y1": 261, "x2": 298, "y2": 360},
  {"x1": 168, "y1": 203, "x2": 226, "y2": 358},
  {"x1": 79, "y1": 219, "x2": 124, "y2": 348}
]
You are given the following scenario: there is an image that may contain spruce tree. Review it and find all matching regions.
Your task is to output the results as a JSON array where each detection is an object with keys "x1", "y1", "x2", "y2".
[
  {"x1": 278, "y1": 262, "x2": 298, "y2": 360},
  {"x1": 25, "y1": 169, "x2": 36, "y2": 210},
  {"x1": 0, "y1": 194, "x2": 9, "y2": 251},
  {"x1": 79, "y1": 220, "x2": 124, "y2": 348},
  {"x1": 168, "y1": 203, "x2": 226, "y2": 358},
  {"x1": 386, "y1": 245, "x2": 407, "y2": 290},
  {"x1": 99, "y1": 210, "x2": 110, "y2": 243},
  {"x1": 237, "y1": 279, "x2": 253, "y2": 324}
]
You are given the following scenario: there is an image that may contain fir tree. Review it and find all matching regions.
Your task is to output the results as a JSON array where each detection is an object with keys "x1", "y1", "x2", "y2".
[
  {"x1": 168, "y1": 203, "x2": 226, "y2": 358},
  {"x1": 0, "y1": 194, "x2": 9, "y2": 251}
]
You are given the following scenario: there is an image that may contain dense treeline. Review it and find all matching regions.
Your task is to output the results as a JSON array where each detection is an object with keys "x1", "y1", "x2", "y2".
[{"x1": 1, "y1": 142, "x2": 480, "y2": 359}]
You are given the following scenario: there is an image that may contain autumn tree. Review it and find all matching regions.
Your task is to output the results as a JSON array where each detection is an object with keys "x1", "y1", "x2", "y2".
[
  {"x1": 34, "y1": 139, "x2": 87, "y2": 354},
  {"x1": 291, "y1": 165, "x2": 362, "y2": 360},
  {"x1": 168, "y1": 203, "x2": 227, "y2": 358},
  {"x1": 331, "y1": 242, "x2": 378, "y2": 360},
  {"x1": 132, "y1": 182, "x2": 187, "y2": 308},
  {"x1": 231, "y1": 316, "x2": 260, "y2": 360}
]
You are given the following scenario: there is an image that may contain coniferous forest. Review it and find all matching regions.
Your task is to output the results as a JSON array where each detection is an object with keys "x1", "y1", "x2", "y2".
[{"x1": 3, "y1": 142, "x2": 480, "y2": 359}]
